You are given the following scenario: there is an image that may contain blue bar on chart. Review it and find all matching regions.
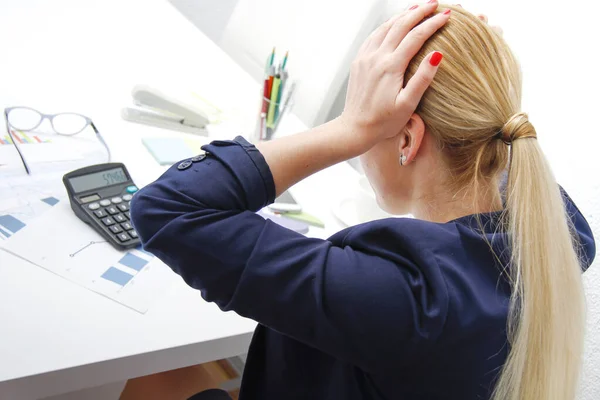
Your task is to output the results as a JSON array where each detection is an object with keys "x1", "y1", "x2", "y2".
[
  {"x1": 119, "y1": 253, "x2": 148, "y2": 271},
  {"x1": 41, "y1": 197, "x2": 59, "y2": 206},
  {"x1": 0, "y1": 226, "x2": 11, "y2": 238},
  {"x1": 0, "y1": 215, "x2": 26, "y2": 234},
  {"x1": 101, "y1": 267, "x2": 134, "y2": 286}
]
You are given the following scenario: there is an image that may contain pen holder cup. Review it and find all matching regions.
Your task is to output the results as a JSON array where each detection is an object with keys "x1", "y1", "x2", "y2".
[{"x1": 252, "y1": 82, "x2": 295, "y2": 142}]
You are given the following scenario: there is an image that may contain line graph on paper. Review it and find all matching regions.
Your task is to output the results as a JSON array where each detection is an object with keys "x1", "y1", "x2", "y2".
[{"x1": 69, "y1": 240, "x2": 108, "y2": 258}]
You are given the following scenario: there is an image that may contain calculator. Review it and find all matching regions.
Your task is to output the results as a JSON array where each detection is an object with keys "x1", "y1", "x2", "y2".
[{"x1": 63, "y1": 163, "x2": 141, "y2": 250}]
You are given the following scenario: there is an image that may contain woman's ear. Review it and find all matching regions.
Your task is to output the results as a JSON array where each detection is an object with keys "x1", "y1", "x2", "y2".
[{"x1": 398, "y1": 113, "x2": 425, "y2": 164}]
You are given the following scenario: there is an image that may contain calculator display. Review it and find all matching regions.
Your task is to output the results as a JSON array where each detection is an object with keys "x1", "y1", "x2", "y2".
[{"x1": 69, "y1": 167, "x2": 128, "y2": 193}]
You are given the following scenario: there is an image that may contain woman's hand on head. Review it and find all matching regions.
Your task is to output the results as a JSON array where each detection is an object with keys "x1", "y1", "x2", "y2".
[{"x1": 339, "y1": 1, "x2": 450, "y2": 151}]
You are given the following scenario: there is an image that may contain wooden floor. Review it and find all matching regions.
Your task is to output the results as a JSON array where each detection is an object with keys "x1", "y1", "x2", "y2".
[
  {"x1": 120, "y1": 360, "x2": 240, "y2": 400},
  {"x1": 207, "y1": 360, "x2": 240, "y2": 400}
]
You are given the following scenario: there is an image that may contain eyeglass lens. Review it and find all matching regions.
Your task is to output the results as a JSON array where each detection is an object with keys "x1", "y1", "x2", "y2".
[
  {"x1": 7, "y1": 108, "x2": 89, "y2": 135},
  {"x1": 52, "y1": 113, "x2": 88, "y2": 135},
  {"x1": 7, "y1": 108, "x2": 42, "y2": 131}
]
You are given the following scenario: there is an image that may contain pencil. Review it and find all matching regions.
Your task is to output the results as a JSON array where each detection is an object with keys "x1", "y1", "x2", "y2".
[
  {"x1": 269, "y1": 47, "x2": 276, "y2": 66},
  {"x1": 282, "y1": 51, "x2": 289, "y2": 70}
]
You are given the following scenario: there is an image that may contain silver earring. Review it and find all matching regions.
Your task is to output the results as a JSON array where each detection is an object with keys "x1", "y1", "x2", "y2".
[{"x1": 400, "y1": 154, "x2": 407, "y2": 166}]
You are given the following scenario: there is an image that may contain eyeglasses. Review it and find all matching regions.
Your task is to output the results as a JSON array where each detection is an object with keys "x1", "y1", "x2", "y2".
[{"x1": 3, "y1": 106, "x2": 111, "y2": 175}]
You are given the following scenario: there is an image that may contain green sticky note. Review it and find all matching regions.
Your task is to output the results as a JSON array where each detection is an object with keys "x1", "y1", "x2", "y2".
[{"x1": 142, "y1": 137, "x2": 208, "y2": 165}]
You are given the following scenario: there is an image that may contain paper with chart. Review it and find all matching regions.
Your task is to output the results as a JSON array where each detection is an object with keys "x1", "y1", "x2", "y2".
[
  {"x1": 1, "y1": 128, "x2": 110, "y2": 239},
  {"x1": 1, "y1": 202, "x2": 179, "y2": 313},
  {"x1": 0, "y1": 171, "x2": 66, "y2": 240}
]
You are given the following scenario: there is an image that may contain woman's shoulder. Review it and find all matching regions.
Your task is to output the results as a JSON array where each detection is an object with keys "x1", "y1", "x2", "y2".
[
  {"x1": 329, "y1": 185, "x2": 596, "y2": 272},
  {"x1": 329, "y1": 215, "x2": 480, "y2": 256}
]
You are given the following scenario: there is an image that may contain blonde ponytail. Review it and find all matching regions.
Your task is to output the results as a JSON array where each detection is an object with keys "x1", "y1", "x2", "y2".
[
  {"x1": 402, "y1": 5, "x2": 587, "y2": 399},
  {"x1": 492, "y1": 114, "x2": 585, "y2": 400}
]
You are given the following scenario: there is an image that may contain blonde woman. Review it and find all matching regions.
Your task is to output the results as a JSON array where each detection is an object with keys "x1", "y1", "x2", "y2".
[{"x1": 129, "y1": 2, "x2": 595, "y2": 399}]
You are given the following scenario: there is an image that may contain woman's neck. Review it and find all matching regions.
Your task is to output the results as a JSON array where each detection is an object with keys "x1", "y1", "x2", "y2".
[{"x1": 411, "y1": 182, "x2": 503, "y2": 223}]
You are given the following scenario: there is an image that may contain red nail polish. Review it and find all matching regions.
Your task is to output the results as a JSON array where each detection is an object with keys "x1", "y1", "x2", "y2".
[
  {"x1": 443, "y1": 9, "x2": 451, "y2": 15},
  {"x1": 430, "y1": 51, "x2": 443, "y2": 66},
  {"x1": 409, "y1": 5, "x2": 418, "y2": 10}
]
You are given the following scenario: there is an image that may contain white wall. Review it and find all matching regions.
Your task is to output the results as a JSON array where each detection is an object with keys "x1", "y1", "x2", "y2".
[
  {"x1": 217, "y1": 0, "x2": 384, "y2": 127},
  {"x1": 168, "y1": 0, "x2": 239, "y2": 44}
]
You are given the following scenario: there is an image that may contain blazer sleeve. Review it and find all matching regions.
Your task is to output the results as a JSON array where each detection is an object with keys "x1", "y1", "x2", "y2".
[{"x1": 130, "y1": 137, "x2": 448, "y2": 372}]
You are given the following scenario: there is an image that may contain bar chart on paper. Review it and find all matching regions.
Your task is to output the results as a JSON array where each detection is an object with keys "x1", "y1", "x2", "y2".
[
  {"x1": 2, "y1": 203, "x2": 178, "y2": 313},
  {"x1": 0, "y1": 130, "x2": 52, "y2": 145},
  {"x1": 0, "y1": 173, "x2": 64, "y2": 240}
]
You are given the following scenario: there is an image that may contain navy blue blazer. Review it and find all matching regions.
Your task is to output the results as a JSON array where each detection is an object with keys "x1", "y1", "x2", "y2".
[{"x1": 130, "y1": 137, "x2": 596, "y2": 400}]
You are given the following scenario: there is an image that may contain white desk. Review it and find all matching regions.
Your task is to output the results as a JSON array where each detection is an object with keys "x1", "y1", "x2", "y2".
[{"x1": 0, "y1": 1, "x2": 359, "y2": 398}]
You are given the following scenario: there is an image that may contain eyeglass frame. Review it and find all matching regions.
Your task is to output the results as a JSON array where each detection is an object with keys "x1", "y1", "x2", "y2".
[{"x1": 3, "y1": 106, "x2": 111, "y2": 175}]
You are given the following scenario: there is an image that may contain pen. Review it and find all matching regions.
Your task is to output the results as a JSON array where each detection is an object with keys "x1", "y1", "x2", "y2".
[{"x1": 269, "y1": 47, "x2": 276, "y2": 66}]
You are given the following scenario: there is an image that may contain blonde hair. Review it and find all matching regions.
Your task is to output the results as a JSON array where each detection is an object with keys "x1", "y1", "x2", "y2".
[{"x1": 406, "y1": 6, "x2": 586, "y2": 400}]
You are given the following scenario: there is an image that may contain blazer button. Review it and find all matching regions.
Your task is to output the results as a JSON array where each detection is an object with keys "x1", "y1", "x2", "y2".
[
  {"x1": 191, "y1": 154, "x2": 206, "y2": 163},
  {"x1": 177, "y1": 160, "x2": 192, "y2": 170}
]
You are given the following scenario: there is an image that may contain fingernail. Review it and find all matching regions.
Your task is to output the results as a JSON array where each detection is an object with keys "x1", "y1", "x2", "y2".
[
  {"x1": 443, "y1": 9, "x2": 452, "y2": 15},
  {"x1": 430, "y1": 51, "x2": 443, "y2": 66},
  {"x1": 409, "y1": 5, "x2": 418, "y2": 10},
  {"x1": 428, "y1": 0, "x2": 437, "y2": 3}
]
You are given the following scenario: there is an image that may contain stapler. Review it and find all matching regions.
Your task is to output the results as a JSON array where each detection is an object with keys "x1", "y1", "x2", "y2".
[{"x1": 121, "y1": 85, "x2": 213, "y2": 135}]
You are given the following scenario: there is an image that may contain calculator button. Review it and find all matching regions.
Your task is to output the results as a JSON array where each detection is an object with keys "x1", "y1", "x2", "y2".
[
  {"x1": 122, "y1": 194, "x2": 133, "y2": 201},
  {"x1": 102, "y1": 217, "x2": 116, "y2": 226},
  {"x1": 100, "y1": 199, "x2": 111, "y2": 206},
  {"x1": 111, "y1": 197, "x2": 123, "y2": 204},
  {"x1": 109, "y1": 225, "x2": 123, "y2": 234},
  {"x1": 117, "y1": 232, "x2": 131, "y2": 242},
  {"x1": 94, "y1": 209, "x2": 107, "y2": 218},
  {"x1": 106, "y1": 206, "x2": 119, "y2": 215},
  {"x1": 128, "y1": 229, "x2": 138, "y2": 239},
  {"x1": 121, "y1": 222, "x2": 132, "y2": 231},
  {"x1": 88, "y1": 203, "x2": 100, "y2": 210},
  {"x1": 126, "y1": 186, "x2": 138, "y2": 194},
  {"x1": 125, "y1": 212, "x2": 131, "y2": 220},
  {"x1": 114, "y1": 214, "x2": 127, "y2": 223},
  {"x1": 117, "y1": 203, "x2": 129, "y2": 212}
]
